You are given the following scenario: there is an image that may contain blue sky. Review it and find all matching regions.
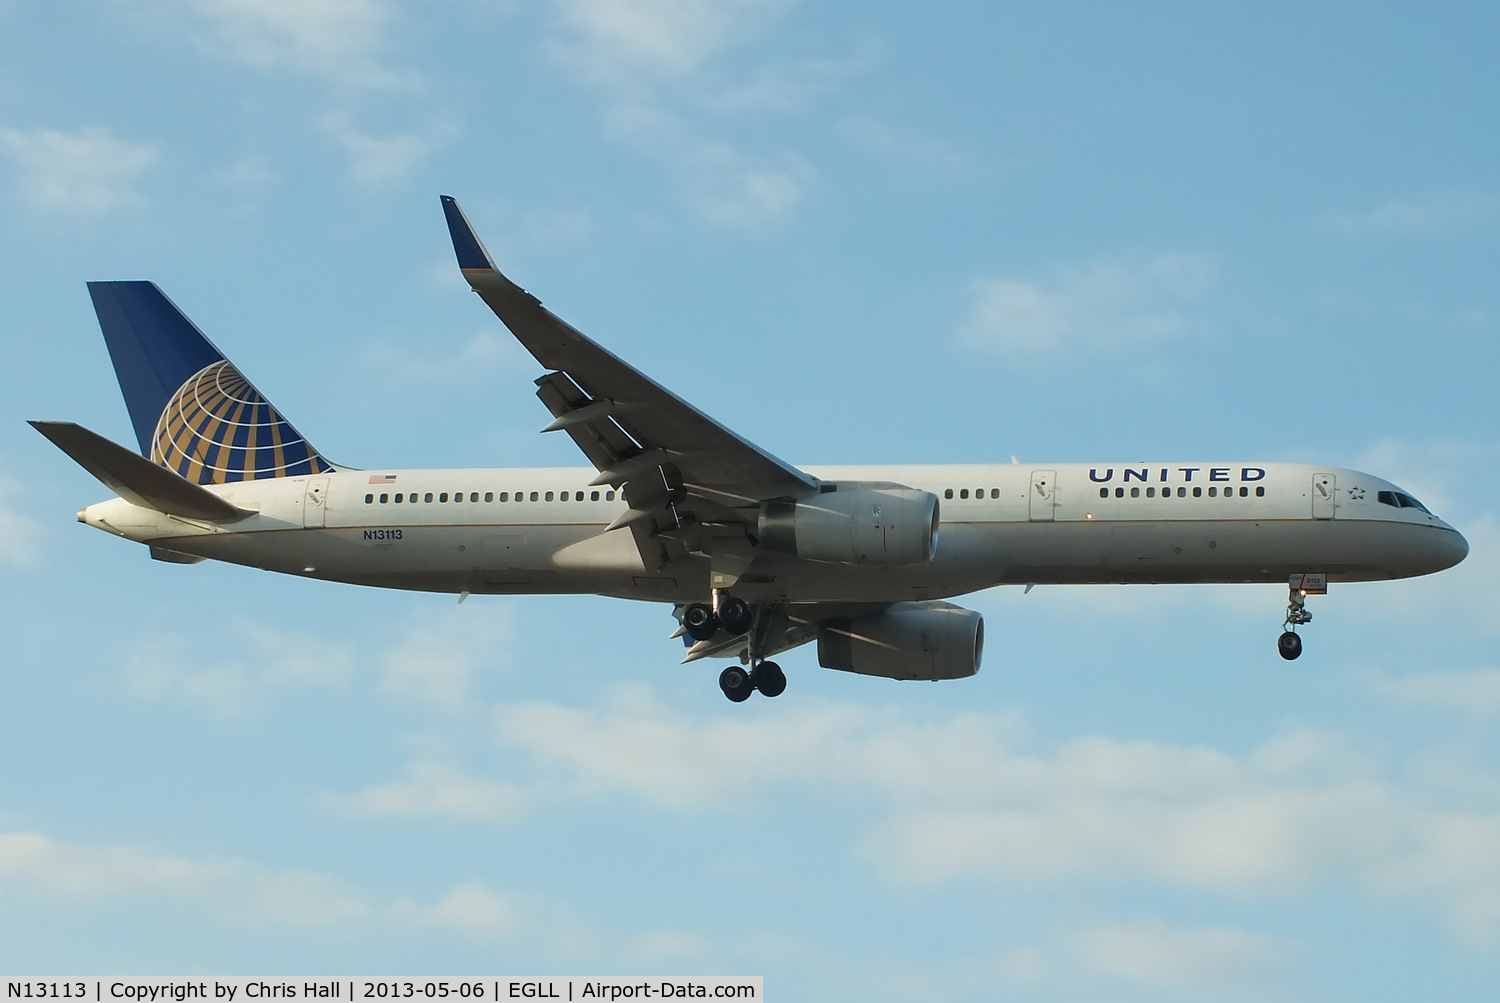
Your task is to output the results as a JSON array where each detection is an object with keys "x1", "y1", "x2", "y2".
[{"x1": 2, "y1": 1, "x2": 1498, "y2": 998}]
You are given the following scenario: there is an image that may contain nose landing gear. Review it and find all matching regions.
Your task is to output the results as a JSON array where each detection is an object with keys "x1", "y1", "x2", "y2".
[{"x1": 1278, "y1": 573, "x2": 1325, "y2": 661}]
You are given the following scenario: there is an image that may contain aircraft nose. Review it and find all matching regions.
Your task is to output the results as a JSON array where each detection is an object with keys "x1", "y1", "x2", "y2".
[{"x1": 1436, "y1": 527, "x2": 1469, "y2": 571}]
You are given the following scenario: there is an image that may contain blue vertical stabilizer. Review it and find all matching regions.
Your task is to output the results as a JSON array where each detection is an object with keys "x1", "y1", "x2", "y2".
[{"x1": 86, "y1": 281, "x2": 333, "y2": 484}]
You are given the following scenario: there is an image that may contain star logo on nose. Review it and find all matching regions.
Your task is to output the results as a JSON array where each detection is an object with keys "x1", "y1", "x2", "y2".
[{"x1": 1348, "y1": 486, "x2": 1367, "y2": 501}]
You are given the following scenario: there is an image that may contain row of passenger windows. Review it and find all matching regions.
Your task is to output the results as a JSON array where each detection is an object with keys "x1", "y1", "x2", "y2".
[
  {"x1": 944, "y1": 488, "x2": 1001, "y2": 500},
  {"x1": 364, "y1": 489, "x2": 617, "y2": 505},
  {"x1": 1101, "y1": 485, "x2": 1266, "y2": 499}
]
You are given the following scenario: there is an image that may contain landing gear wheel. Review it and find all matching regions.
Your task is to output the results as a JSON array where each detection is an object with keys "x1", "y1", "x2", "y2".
[
  {"x1": 683, "y1": 603, "x2": 718, "y2": 642},
  {"x1": 1278, "y1": 631, "x2": 1303, "y2": 661},
  {"x1": 753, "y1": 660, "x2": 786, "y2": 698},
  {"x1": 718, "y1": 597, "x2": 752, "y2": 636},
  {"x1": 719, "y1": 666, "x2": 754, "y2": 702}
]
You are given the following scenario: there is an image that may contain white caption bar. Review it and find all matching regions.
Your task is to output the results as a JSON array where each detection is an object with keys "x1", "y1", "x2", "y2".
[{"x1": 3, "y1": 980, "x2": 761, "y2": 1003}]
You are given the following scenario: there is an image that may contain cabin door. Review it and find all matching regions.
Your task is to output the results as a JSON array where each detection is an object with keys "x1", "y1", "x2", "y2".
[
  {"x1": 1312, "y1": 472, "x2": 1336, "y2": 520},
  {"x1": 1029, "y1": 470, "x2": 1057, "y2": 521},
  {"x1": 303, "y1": 477, "x2": 330, "y2": 528}
]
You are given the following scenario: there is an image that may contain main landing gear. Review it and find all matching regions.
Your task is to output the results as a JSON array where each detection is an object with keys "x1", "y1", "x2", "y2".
[
  {"x1": 718, "y1": 660, "x2": 785, "y2": 702},
  {"x1": 684, "y1": 595, "x2": 786, "y2": 702},
  {"x1": 1277, "y1": 573, "x2": 1325, "y2": 661}
]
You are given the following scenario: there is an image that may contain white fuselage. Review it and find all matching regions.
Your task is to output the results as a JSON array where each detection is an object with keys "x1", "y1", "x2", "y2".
[{"x1": 79, "y1": 461, "x2": 1469, "y2": 606}]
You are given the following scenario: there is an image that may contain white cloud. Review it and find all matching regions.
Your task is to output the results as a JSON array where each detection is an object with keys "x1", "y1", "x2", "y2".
[
  {"x1": 319, "y1": 115, "x2": 455, "y2": 187},
  {"x1": 0, "y1": 829, "x2": 524, "y2": 938},
  {"x1": 140, "y1": 0, "x2": 413, "y2": 88},
  {"x1": 1318, "y1": 190, "x2": 1500, "y2": 237},
  {"x1": 1073, "y1": 920, "x2": 1293, "y2": 992},
  {"x1": 0, "y1": 830, "x2": 366, "y2": 926},
  {"x1": 213, "y1": 151, "x2": 278, "y2": 193},
  {"x1": 545, "y1": 0, "x2": 818, "y2": 227},
  {"x1": 684, "y1": 144, "x2": 813, "y2": 227},
  {"x1": 362, "y1": 330, "x2": 527, "y2": 386},
  {"x1": 0, "y1": 126, "x2": 157, "y2": 215},
  {"x1": 391, "y1": 883, "x2": 516, "y2": 939},
  {"x1": 835, "y1": 115, "x2": 977, "y2": 182},
  {"x1": 1370, "y1": 668, "x2": 1500, "y2": 719},
  {"x1": 958, "y1": 253, "x2": 1210, "y2": 358},
  {"x1": 377, "y1": 604, "x2": 516, "y2": 711},
  {"x1": 549, "y1": 0, "x2": 790, "y2": 87},
  {"x1": 121, "y1": 622, "x2": 355, "y2": 720},
  {"x1": 483, "y1": 688, "x2": 1500, "y2": 944},
  {"x1": 324, "y1": 760, "x2": 528, "y2": 821},
  {"x1": 0, "y1": 475, "x2": 41, "y2": 567}
]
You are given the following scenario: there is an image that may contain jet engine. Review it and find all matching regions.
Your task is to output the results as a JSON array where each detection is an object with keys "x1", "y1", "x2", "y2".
[
  {"x1": 758, "y1": 485, "x2": 939, "y2": 566},
  {"x1": 817, "y1": 601, "x2": 983, "y2": 681}
]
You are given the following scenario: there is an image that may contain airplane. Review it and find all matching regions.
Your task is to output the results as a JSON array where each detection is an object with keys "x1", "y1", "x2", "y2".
[{"x1": 32, "y1": 196, "x2": 1470, "y2": 702}]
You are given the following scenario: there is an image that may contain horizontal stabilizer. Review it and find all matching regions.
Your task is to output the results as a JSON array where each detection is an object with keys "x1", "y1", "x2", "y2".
[{"x1": 30, "y1": 420, "x2": 252, "y2": 523}]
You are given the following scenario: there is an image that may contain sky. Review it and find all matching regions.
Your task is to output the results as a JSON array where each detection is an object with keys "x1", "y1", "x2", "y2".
[{"x1": 2, "y1": 1, "x2": 1499, "y2": 998}]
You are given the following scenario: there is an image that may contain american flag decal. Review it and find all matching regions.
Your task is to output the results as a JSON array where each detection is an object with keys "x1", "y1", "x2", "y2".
[{"x1": 369, "y1": 474, "x2": 397, "y2": 484}]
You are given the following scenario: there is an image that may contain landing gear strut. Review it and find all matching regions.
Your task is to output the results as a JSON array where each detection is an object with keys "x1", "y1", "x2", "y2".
[
  {"x1": 1278, "y1": 574, "x2": 1324, "y2": 661},
  {"x1": 690, "y1": 594, "x2": 787, "y2": 702}
]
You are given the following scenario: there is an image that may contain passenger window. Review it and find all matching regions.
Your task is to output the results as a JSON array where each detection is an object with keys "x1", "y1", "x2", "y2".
[
  {"x1": 455, "y1": 492, "x2": 463, "y2": 503},
  {"x1": 1240, "y1": 487, "x2": 1248, "y2": 497},
  {"x1": 1146, "y1": 487, "x2": 1155, "y2": 498},
  {"x1": 960, "y1": 489, "x2": 969, "y2": 499},
  {"x1": 975, "y1": 488, "x2": 983, "y2": 498},
  {"x1": 378, "y1": 493, "x2": 388, "y2": 504},
  {"x1": 591, "y1": 490, "x2": 600, "y2": 501},
  {"x1": 484, "y1": 492, "x2": 493, "y2": 502},
  {"x1": 1177, "y1": 487, "x2": 1186, "y2": 498},
  {"x1": 1115, "y1": 487, "x2": 1124, "y2": 498},
  {"x1": 531, "y1": 491, "x2": 540, "y2": 502},
  {"x1": 1099, "y1": 488, "x2": 1109, "y2": 499},
  {"x1": 440, "y1": 493, "x2": 449, "y2": 503},
  {"x1": 1208, "y1": 486, "x2": 1217, "y2": 497},
  {"x1": 424, "y1": 493, "x2": 433, "y2": 503},
  {"x1": 573, "y1": 491, "x2": 582, "y2": 501},
  {"x1": 945, "y1": 488, "x2": 954, "y2": 499},
  {"x1": 1131, "y1": 487, "x2": 1140, "y2": 498},
  {"x1": 545, "y1": 491, "x2": 554, "y2": 501},
  {"x1": 365, "y1": 494, "x2": 373, "y2": 504},
  {"x1": 1256, "y1": 486, "x2": 1265, "y2": 497},
  {"x1": 558, "y1": 491, "x2": 567, "y2": 502},
  {"x1": 1193, "y1": 487, "x2": 1202, "y2": 497},
  {"x1": 606, "y1": 491, "x2": 615, "y2": 501},
  {"x1": 990, "y1": 488, "x2": 999, "y2": 499}
]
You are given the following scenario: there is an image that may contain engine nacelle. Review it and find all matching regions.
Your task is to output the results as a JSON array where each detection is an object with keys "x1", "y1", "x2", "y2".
[
  {"x1": 817, "y1": 601, "x2": 983, "y2": 681},
  {"x1": 758, "y1": 486, "x2": 939, "y2": 566}
]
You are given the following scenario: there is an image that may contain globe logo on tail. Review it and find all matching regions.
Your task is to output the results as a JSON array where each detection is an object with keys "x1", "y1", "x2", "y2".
[{"x1": 151, "y1": 361, "x2": 333, "y2": 484}]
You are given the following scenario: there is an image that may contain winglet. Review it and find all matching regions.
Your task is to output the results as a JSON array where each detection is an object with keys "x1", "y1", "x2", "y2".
[{"x1": 441, "y1": 195, "x2": 497, "y2": 273}]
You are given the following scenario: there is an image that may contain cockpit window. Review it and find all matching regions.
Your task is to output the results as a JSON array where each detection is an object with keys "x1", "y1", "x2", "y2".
[
  {"x1": 1378, "y1": 489, "x2": 1430, "y2": 513},
  {"x1": 1397, "y1": 492, "x2": 1430, "y2": 513}
]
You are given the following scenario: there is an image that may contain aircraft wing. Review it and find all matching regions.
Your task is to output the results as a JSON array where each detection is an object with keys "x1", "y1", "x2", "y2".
[{"x1": 442, "y1": 196, "x2": 819, "y2": 573}]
